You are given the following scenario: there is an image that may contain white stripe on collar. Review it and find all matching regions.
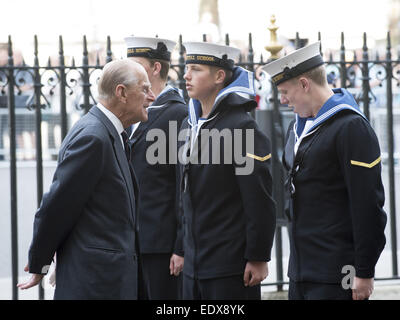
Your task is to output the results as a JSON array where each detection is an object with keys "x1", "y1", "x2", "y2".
[
  {"x1": 188, "y1": 112, "x2": 219, "y2": 153},
  {"x1": 293, "y1": 103, "x2": 365, "y2": 154},
  {"x1": 147, "y1": 103, "x2": 167, "y2": 110},
  {"x1": 306, "y1": 103, "x2": 365, "y2": 135},
  {"x1": 128, "y1": 103, "x2": 168, "y2": 139},
  {"x1": 213, "y1": 70, "x2": 255, "y2": 107},
  {"x1": 146, "y1": 85, "x2": 175, "y2": 110},
  {"x1": 293, "y1": 120, "x2": 319, "y2": 155}
]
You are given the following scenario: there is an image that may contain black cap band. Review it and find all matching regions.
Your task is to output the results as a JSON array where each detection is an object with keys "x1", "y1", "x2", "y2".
[
  {"x1": 272, "y1": 55, "x2": 324, "y2": 85},
  {"x1": 127, "y1": 42, "x2": 171, "y2": 61},
  {"x1": 185, "y1": 54, "x2": 234, "y2": 71}
]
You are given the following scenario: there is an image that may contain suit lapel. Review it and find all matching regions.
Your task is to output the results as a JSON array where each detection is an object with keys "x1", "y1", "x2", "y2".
[{"x1": 89, "y1": 106, "x2": 137, "y2": 228}]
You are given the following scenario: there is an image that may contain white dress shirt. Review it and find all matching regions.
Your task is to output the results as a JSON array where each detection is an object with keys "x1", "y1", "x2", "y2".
[{"x1": 96, "y1": 103, "x2": 126, "y2": 150}]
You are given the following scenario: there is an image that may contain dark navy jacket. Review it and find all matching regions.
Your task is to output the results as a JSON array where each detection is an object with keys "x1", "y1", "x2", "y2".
[
  {"x1": 179, "y1": 67, "x2": 276, "y2": 279},
  {"x1": 283, "y1": 88, "x2": 387, "y2": 283},
  {"x1": 129, "y1": 87, "x2": 187, "y2": 255}
]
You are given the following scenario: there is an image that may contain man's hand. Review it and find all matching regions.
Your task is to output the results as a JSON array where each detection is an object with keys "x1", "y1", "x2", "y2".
[
  {"x1": 17, "y1": 265, "x2": 44, "y2": 290},
  {"x1": 352, "y1": 277, "x2": 374, "y2": 300},
  {"x1": 49, "y1": 268, "x2": 56, "y2": 287},
  {"x1": 243, "y1": 261, "x2": 268, "y2": 287},
  {"x1": 169, "y1": 254, "x2": 184, "y2": 276}
]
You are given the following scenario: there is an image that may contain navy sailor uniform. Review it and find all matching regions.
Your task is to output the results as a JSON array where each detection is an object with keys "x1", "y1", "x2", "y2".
[
  {"x1": 178, "y1": 67, "x2": 276, "y2": 299},
  {"x1": 282, "y1": 88, "x2": 387, "y2": 284},
  {"x1": 128, "y1": 85, "x2": 187, "y2": 299}
]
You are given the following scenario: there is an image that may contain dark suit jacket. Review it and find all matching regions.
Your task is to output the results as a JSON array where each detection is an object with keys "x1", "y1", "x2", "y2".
[{"x1": 28, "y1": 105, "x2": 139, "y2": 300}]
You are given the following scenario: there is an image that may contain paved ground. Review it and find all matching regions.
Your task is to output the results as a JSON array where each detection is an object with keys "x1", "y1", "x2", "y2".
[
  {"x1": 262, "y1": 281, "x2": 400, "y2": 300},
  {"x1": 1, "y1": 280, "x2": 399, "y2": 300}
]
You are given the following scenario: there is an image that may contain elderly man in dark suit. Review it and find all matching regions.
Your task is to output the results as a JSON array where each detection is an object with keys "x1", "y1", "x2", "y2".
[{"x1": 17, "y1": 59, "x2": 155, "y2": 299}]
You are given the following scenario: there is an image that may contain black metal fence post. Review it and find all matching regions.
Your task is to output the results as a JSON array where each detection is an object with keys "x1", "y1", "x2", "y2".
[
  {"x1": 361, "y1": 33, "x2": 371, "y2": 120},
  {"x1": 7, "y1": 35, "x2": 19, "y2": 301},
  {"x1": 265, "y1": 55, "x2": 286, "y2": 293},
  {"x1": 385, "y1": 31, "x2": 398, "y2": 277},
  {"x1": 106, "y1": 36, "x2": 113, "y2": 64},
  {"x1": 247, "y1": 33, "x2": 256, "y2": 119},
  {"x1": 261, "y1": 17, "x2": 287, "y2": 292},
  {"x1": 294, "y1": 32, "x2": 300, "y2": 49},
  {"x1": 59, "y1": 36, "x2": 68, "y2": 140},
  {"x1": 340, "y1": 32, "x2": 347, "y2": 88},
  {"x1": 81, "y1": 36, "x2": 91, "y2": 114},
  {"x1": 33, "y1": 35, "x2": 45, "y2": 300},
  {"x1": 272, "y1": 83, "x2": 284, "y2": 292},
  {"x1": 247, "y1": 33, "x2": 254, "y2": 73},
  {"x1": 177, "y1": 35, "x2": 187, "y2": 101}
]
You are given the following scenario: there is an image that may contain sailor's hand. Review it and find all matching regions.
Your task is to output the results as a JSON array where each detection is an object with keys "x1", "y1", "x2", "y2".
[
  {"x1": 244, "y1": 261, "x2": 268, "y2": 287},
  {"x1": 169, "y1": 254, "x2": 184, "y2": 276},
  {"x1": 352, "y1": 277, "x2": 374, "y2": 300}
]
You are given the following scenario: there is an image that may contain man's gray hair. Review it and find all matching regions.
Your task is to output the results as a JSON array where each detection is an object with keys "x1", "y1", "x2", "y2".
[{"x1": 97, "y1": 59, "x2": 140, "y2": 101}]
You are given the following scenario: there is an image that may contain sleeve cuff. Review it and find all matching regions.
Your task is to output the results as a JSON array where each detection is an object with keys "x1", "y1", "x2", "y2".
[{"x1": 355, "y1": 268, "x2": 375, "y2": 279}]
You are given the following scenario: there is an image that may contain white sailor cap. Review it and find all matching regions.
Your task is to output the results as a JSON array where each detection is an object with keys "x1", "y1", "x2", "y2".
[
  {"x1": 183, "y1": 42, "x2": 241, "y2": 71},
  {"x1": 262, "y1": 41, "x2": 324, "y2": 85},
  {"x1": 124, "y1": 36, "x2": 176, "y2": 62}
]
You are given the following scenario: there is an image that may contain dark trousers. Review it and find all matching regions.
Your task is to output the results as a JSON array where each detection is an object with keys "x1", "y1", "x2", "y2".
[
  {"x1": 183, "y1": 274, "x2": 261, "y2": 300},
  {"x1": 288, "y1": 280, "x2": 353, "y2": 300},
  {"x1": 138, "y1": 253, "x2": 182, "y2": 300}
]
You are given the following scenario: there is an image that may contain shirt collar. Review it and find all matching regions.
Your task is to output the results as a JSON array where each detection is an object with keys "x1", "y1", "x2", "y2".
[{"x1": 96, "y1": 102, "x2": 125, "y2": 135}]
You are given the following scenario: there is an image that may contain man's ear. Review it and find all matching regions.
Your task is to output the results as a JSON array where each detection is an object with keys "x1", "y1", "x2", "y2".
[
  {"x1": 115, "y1": 84, "x2": 128, "y2": 103},
  {"x1": 152, "y1": 61, "x2": 162, "y2": 77},
  {"x1": 215, "y1": 69, "x2": 226, "y2": 85},
  {"x1": 299, "y1": 77, "x2": 310, "y2": 92}
]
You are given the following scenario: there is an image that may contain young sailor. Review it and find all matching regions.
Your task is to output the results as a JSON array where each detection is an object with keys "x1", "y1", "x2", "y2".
[
  {"x1": 124, "y1": 36, "x2": 187, "y2": 299},
  {"x1": 263, "y1": 41, "x2": 387, "y2": 300},
  {"x1": 179, "y1": 42, "x2": 276, "y2": 300}
]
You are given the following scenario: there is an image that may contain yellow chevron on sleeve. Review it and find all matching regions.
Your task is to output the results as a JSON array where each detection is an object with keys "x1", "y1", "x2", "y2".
[
  {"x1": 350, "y1": 156, "x2": 381, "y2": 169},
  {"x1": 246, "y1": 153, "x2": 272, "y2": 162}
]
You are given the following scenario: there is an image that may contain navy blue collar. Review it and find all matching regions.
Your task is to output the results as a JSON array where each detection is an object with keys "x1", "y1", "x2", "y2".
[{"x1": 295, "y1": 88, "x2": 366, "y2": 137}]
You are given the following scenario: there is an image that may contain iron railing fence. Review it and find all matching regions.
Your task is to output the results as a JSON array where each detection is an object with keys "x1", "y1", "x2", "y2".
[{"x1": 0, "y1": 31, "x2": 399, "y2": 299}]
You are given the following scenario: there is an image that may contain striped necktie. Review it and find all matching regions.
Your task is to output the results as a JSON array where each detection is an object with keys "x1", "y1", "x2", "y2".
[{"x1": 121, "y1": 131, "x2": 131, "y2": 161}]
